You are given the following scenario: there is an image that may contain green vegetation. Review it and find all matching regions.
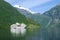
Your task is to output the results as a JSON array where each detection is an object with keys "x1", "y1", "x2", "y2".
[
  {"x1": 27, "y1": 24, "x2": 40, "y2": 33},
  {"x1": 16, "y1": 7, "x2": 50, "y2": 27},
  {"x1": 0, "y1": 0, "x2": 40, "y2": 40}
]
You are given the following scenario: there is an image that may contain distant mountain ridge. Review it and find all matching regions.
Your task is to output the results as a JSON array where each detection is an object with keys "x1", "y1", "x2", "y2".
[{"x1": 14, "y1": 5, "x2": 50, "y2": 27}]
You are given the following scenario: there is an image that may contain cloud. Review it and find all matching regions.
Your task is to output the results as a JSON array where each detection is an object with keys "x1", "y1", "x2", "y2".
[{"x1": 20, "y1": 0, "x2": 52, "y2": 8}]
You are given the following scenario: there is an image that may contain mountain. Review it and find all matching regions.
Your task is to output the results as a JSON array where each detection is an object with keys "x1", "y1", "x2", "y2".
[
  {"x1": 14, "y1": 5, "x2": 36, "y2": 14},
  {"x1": 0, "y1": 0, "x2": 40, "y2": 40},
  {"x1": 14, "y1": 5, "x2": 37, "y2": 18},
  {"x1": 14, "y1": 5, "x2": 50, "y2": 27},
  {"x1": 43, "y1": 5, "x2": 60, "y2": 26},
  {"x1": 43, "y1": 5, "x2": 60, "y2": 19},
  {"x1": 42, "y1": 5, "x2": 60, "y2": 40}
]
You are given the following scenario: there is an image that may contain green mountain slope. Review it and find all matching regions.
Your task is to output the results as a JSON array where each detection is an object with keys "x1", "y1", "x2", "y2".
[{"x1": 0, "y1": 0, "x2": 40, "y2": 40}]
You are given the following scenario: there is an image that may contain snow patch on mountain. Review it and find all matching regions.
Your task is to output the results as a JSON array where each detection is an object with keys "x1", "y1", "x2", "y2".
[{"x1": 14, "y1": 5, "x2": 37, "y2": 14}]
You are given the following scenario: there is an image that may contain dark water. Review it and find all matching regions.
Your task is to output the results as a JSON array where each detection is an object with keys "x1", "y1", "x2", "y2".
[
  {"x1": 0, "y1": 27, "x2": 60, "y2": 40},
  {"x1": 0, "y1": 27, "x2": 41, "y2": 40}
]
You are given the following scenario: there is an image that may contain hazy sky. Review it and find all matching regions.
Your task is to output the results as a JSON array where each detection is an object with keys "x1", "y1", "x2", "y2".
[{"x1": 5, "y1": 0, "x2": 60, "y2": 13}]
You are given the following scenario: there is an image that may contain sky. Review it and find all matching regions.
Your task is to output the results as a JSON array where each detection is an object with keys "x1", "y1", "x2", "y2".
[{"x1": 5, "y1": 0, "x2": 60, "y2": 14}]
